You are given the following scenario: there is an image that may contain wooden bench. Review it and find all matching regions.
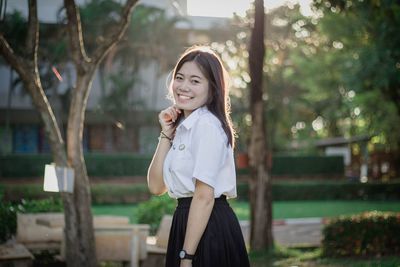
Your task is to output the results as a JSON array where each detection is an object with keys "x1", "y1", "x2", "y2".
[
  {"x1": 60, "y1": 224, "x2": 150, "y2": 267},
  {"x1": 16, "y1": 213, "x2": 63, "y2": 253},
  {"x1": 143, "y1": 215, "x2": 172, "y2": 267},
  {"x1": 16, "y1": 213, "x2": 131, "y2": 252},
  {"x1": 16, "y1": 212, "x2": 150, "y2": 267},
  {"x1": 0, "y1": 243, "x2": 34, "y2": 267},
  {"x1": 239, "y1": 220, "x2": 250, "y2": 250}
]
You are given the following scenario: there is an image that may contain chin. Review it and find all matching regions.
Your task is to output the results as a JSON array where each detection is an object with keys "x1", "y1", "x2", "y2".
[
  {"x1": 174, "y1": 103, "x2": 185, "y2": 110},
  {"x1": 175, "y1": 102, "x2": 189, "y2": 109}
]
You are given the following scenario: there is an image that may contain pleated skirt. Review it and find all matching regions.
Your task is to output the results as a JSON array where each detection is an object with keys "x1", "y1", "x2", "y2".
[{"x1": 165, "y1": 196, "x2": 250, "y2": 267}]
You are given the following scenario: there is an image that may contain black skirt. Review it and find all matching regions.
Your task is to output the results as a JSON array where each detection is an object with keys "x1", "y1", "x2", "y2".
[{"x1": 165, "y1": 196, "x2": 250, "y2": 267}]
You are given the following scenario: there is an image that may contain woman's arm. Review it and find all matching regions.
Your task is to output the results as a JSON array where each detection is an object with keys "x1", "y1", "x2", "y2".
[
  {"x1": 147, "y1": 106, "x2": 181, "y2": 195},
  {"x1": 180, "y1": 180, "x2": 215, "y2": 267},
  {"x1": 147, "y1": 137, "x2": 171, "y2": 195}
]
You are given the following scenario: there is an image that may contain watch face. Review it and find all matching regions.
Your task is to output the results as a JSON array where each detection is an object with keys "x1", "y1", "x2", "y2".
[{"x1": 179, "y1": 250, "x2": 185, "y2": 259}]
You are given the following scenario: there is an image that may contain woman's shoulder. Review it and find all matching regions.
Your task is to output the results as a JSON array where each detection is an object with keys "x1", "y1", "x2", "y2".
[
  {"x1": 196, "y1": 108, "x2": 221, "y2": 128},
  {"x1": 193, "y1": 109, "x2": 227, "y2": 142}
]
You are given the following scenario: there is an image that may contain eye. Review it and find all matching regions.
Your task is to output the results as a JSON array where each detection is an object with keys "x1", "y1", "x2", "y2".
[
  {"x1": 175, "y1": 75, "x2": 183, "y2": 80},
  {"x1": 191, "y1": 79, "x2": 200, "y2": 84}
]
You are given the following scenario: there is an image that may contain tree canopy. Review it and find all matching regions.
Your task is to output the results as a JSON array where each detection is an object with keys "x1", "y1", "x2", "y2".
[{"x1": 216, "y1": 1, "x2": 400, "y2": 155}]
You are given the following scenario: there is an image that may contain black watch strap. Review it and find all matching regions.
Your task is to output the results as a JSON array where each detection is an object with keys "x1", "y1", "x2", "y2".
[{"x1": 179, "y1": 249, "x2": 194, "y2": 260}]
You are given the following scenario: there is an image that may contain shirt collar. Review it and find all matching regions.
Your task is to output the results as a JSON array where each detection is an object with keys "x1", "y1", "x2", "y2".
[{"x1": 179, "y1": 106, "x2": 208, "y2": 130}]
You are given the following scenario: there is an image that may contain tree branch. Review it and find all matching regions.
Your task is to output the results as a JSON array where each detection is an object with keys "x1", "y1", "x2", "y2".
[
  {"x1": 0, "y1": 0, "x2": 39, "y2": 81},
  {"x1": 0, "y1": 35, "x2": 28, "y2": 78},
  {"x1": 26, "y1": 0, "x2": 39, "y2": 65},
  {"x1": 1, "y1": 36, "x2": 66, "y2": 164},
  {"x1": 64, "y1": 0, "x2": 90, "y2": 70},
  {"x1": 1, "y1": 4, "x2": 65, "y2": 162},
  {"x1": 92, "y1": 0, "x2": 139, "y2": 65}
]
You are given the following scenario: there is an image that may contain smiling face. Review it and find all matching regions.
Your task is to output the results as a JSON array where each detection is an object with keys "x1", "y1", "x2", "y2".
[{"x1": 172, "y1": 61, "x2": 210, "y2": 118}]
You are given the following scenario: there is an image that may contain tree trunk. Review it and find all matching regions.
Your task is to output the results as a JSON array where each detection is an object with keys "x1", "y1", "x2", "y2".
[
  {"x1": 64, "y1": 69, "x2": 97, "y2": 266},
  {"x1": 4, "y1": 67, "x2": 14, "y2": 154},
  {"x1": 63, "y1": 0, "x2": 138, "y2": 264},
  {"x1": 1, "y1": 1, "x2": 139, "y2": 266},
  {"x1": 248, "y1": 0, "x2": 274, "y2": 251}
]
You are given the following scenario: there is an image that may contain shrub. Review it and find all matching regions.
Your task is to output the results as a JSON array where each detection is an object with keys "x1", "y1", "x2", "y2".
[
  {"x1": 19, "y1": 197, "x2": 63, "y2": 213},
  {"x1": 322, "y1": 211, "x2": 400, "y2": 257},
  {"x1": 0, "y1": 197, "x2": 62, "y2": 243},
  {"x1": 136, "y1": 194, "x2": 176, "y2": 235},
  {"x1": 0, "y1": 202, "x2": 21, "y2": 243},
  {"x1": 0, "y1": 184, "x2": 4, "y2": 200}
]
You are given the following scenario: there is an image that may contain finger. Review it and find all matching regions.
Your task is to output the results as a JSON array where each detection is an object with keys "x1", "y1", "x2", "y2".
[
  {"x1": 170, "y1": 108, "x2": 178, "y2": 122},
  {"x1": 173, "y1": 105, "x2": 181, "y2": 113},
  {"x1": 168, "y1": 109, "x2": 176, "y2": 122},
  {"x1": 166, "y1": 107, "x2": 176, "y2": 122},
  {"x1": 162, "y1": 111, "x2": 173, "y2": 122},
  {"x1": 174, "y1": 107, "x2": 182, "y2": 114}
]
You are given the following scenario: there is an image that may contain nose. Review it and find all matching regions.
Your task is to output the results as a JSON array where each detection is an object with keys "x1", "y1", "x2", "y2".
[
  {"x1": 179, "y1": 87, "x2": 189, "y2": 92},
  {"x1": 178, "y1": 81, "x2": 190, "y2": 92}
]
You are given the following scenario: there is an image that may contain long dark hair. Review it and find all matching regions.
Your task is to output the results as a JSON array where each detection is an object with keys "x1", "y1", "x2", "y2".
[{"x1": 170, "y1": 45, "x2": 235, "y2": 148}]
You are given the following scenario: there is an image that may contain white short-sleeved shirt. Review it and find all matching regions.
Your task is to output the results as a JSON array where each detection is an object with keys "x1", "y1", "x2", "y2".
[{"x1": 163, "y1": 106, "x2": 237, "y2": 199}]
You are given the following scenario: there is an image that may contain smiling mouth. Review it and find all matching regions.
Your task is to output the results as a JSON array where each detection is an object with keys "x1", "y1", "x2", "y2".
[{"x1": 178, "y1": 94, "x2": 194, "y2": 100}]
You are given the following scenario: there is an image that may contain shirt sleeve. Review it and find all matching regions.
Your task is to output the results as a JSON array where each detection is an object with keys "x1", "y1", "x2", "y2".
[{"x1": 191, "y1": 121, "x2": 227, "y2": 188}]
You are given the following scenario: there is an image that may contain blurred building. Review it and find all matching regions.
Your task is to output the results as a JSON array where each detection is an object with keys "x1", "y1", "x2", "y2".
[
  {"x1": 315, "y1": 135, "x2": 396, "y2": 181},
  {"x1": 0, "y1": 0, "x2": 230, "y2": 155}
]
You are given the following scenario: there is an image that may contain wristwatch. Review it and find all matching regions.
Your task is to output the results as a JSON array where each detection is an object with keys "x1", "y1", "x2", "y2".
[{"x1": 179, "y1": 249, "x2": 194, "y2": 260}]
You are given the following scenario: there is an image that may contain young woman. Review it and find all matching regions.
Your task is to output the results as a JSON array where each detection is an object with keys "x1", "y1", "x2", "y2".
[{"x1": 147, "y1": 45, "x2": 250, "y2": 267}]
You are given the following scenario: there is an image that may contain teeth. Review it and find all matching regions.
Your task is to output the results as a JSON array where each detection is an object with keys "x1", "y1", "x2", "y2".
[{"x1": 179, "y1": 95, "x2": 191, "y2": 100}]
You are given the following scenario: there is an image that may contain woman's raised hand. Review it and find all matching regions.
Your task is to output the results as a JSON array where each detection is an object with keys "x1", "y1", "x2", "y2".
[{"x1": 158, "y1": 106, "x2": 181, "y2": 137}]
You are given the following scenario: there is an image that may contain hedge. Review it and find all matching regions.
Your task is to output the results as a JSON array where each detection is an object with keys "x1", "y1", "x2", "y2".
[
  {"x1": 91, "y1": 184, "x2": 150, "y2": 204},
  {"x1": 2, "y1": 183, "x2": 151, "y2": 204},
  {"x1": 0, "y1": 154, "x2": 151, "y2": 177},
  {"x1": 322, "y1": 211, "x2": 400, "y2": 257},
  {"x1": 237, "y1": 180, "x2": 400, "y2": 201},
  {"x1": 2, "y1": 180, "x2": 400, "y2": 204},
  {"x1": 271, "y1": 155, "x2": 344, "y2": 175},
  {"x1": 0, "y1": 154, "x2": 343, "y2": 177},
  {"x1": 236, "y1": 155, "x2": 344, "y2": 176}
]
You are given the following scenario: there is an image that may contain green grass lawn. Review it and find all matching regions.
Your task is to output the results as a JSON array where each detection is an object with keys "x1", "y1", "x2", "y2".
[
  {"x1": 92, "y1": 200, "x2": 400, "y2": 266},
  {"x1": 232, "y1": 200, "x2": 400, "y2": 221},
  {"x1": 92, "y1": 200, "x2": 400, "y2": 223}
]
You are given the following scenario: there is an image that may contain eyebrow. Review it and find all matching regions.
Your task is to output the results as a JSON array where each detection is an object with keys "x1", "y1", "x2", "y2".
[{"x1": 176, "y1": 72, "x2": 203, "y2": 80}]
